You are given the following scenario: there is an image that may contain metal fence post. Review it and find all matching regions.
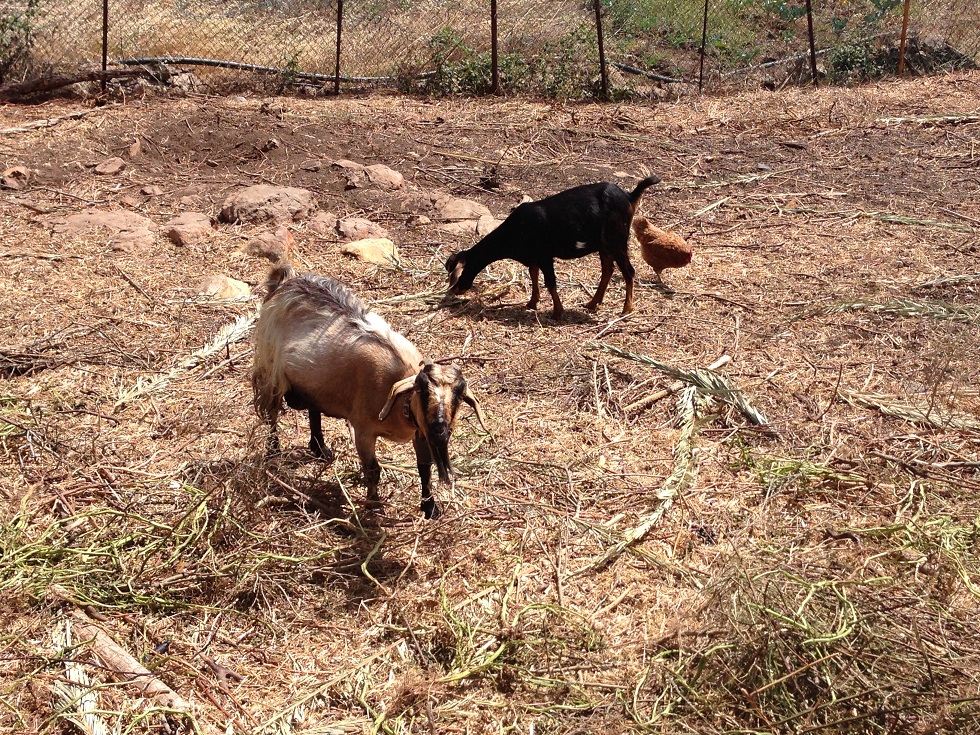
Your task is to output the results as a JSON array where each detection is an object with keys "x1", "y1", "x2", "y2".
[
  {"x1": 698, "y1": 0, "x2": 708, "y2": 91},
  {"x1": 592, "y1": 0, "x2": 608, "y2": 99},
  {"x1": 101, "y1": 0, "x2": 109, "y2": 92},
  {"x1": 334, "y1": 0, "x2": 343, "y2": 95},
  {"x1": 804, "y1": 0, "x2": 818, "y2": 85},
  {"x1": 491, "y1": 0, "x2": 499, "y2": 94}
]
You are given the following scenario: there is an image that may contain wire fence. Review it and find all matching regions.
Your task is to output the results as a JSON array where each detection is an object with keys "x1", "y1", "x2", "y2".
[{"x1": 1, "y1": 0, "x2": 977, "y2": 97}]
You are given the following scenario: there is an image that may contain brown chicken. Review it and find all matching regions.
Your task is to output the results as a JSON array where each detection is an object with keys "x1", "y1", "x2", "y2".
[{"x1": 632, "y1": 215, "x2": 692, "y2": 286}]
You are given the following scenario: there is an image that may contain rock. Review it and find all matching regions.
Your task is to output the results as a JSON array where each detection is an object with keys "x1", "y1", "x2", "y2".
[
  {"x1": 219, "y1": 185, "x2": 315, "y2": 224},
  {"x1": 341, "y1": 238, "x2": 399, "y2": 265},
  {"x1": 433, "y1": 194, "x2": 492, "y2": 221},
  {"x1": 245, "y1": 226, "x2": 293, "y2": 263},
  {"x1": 364, "y1": 164, "x2": 404, "y2": 190},
  {"x1": 119, "y1": 195, "x2": 140, "y2": 208},
  {"x1": 331, "y1": 159, "x2": 364, "y2": 171},
  {"x1": 52, "y1": 209, "x2": 156, "y2": 250},
  {"x1": 409, "y1": 214, "x2": 431, "y2": 226},
  {"x1": 165, "y1": 212, "x2": 213, "y2": 247},
  {"x1": 308, "y1": 211, "x2": 338, "y2": 236},
  {"x1": 141, "y1": 185, "x2": 164, "y2": 196},
  {"x1": 476, "y1": 215, "x2": 502, "y2": 236},
  {"x1": 300, "y1": 159, "x2": 322, "y2": 172},
  {"x1": 1, "y1": 165, "x2": 30, "y2": 190},
  {"x1": 438, "y1": 215, "x2": 501, "y2": 237},
  {"x1": 197, "y1": 275, "x2": 251, "y2": 300},
  {"x1": 94, "y1": 157, "x2": 126, "y2": 175},
  {"x1": 438, "y1": 221, "x2": 479, "y2": 236},
  {"x1": 128, "y1": 139, "x2": 141, "y2": 158},
  {"x1": 338, "y1": 217, "x2": 389, "y2": 241}
]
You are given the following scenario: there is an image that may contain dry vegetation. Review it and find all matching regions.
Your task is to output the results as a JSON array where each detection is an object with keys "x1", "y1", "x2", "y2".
[{"x1": 2, "y1": 71, "x2": 980, "y2": 734}]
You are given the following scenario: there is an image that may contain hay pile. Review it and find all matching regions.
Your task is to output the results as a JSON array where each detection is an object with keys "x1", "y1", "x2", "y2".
[{"x1": 2, "y1": 72, "x2": 980, "y2": 733}]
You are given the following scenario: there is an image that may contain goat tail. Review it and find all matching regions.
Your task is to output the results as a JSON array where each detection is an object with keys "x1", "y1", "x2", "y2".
[
  {"x1": 628, "y1": 175, "x2": 662, "y2": 205},
  {"x1": 262, "y1": 264, "x2": 296, "y2": 303}
]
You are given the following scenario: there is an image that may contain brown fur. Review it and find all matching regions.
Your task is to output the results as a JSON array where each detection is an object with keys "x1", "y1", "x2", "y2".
[{"x1": 252, "y1": 268, "x2": 485, "y2": 518}]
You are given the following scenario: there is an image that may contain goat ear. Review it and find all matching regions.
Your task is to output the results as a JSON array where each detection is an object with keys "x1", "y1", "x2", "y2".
[
  {"x1": 460, "y1": 382, "x2": 489, "y2": 433},
  {"x1": 447, "y1": 256, "x2": 466, "y2": 291},
  {"x1": 379, "y1": 376, "x2": 417, "y2": 421}
]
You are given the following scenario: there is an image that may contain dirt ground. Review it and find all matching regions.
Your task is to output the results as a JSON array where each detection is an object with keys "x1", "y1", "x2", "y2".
[{"x1": 2, "y1": 72, "x2": 980, "y2": 734}]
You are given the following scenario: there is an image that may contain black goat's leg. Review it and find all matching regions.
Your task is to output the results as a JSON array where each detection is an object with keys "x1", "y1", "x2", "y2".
[
  {"x1": 614, "y1": 254, "x2": 637, "y2": 314},
  {"x1": 526, "y1": 266, "x2": 541, "y2": 310},
  {"x1": 540, "y1": 261, "x2": 564, "y2": 319},
  {"x1": 586, "y1": 253, "x2": 614, "y2": 311},
  {"x1": 414, "y1": 433, "x2": 440, "y2": 519}
]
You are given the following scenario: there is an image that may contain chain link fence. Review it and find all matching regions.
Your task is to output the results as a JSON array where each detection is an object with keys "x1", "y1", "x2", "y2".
[{"x1": 2, "y1": 0, "x2": 977, "y2": 97}]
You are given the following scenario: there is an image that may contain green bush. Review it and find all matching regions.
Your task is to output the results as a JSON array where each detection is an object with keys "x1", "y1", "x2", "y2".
[{"x1": 0, "y1": 0, "x2": 39, "y2": 83}]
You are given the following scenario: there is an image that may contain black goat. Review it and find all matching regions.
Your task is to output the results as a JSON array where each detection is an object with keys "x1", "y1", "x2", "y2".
[{"x1": 445, "y1": 175, "x2": 661, "y2": 318}]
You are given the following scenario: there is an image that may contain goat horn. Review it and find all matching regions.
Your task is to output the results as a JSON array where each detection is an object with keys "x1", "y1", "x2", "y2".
[
  {"x1": 460, "y1": 384, "x2": 489, "y2": 434},
  {"x1": 378, "y1": 376, "x2": 417, "y2": 421}
]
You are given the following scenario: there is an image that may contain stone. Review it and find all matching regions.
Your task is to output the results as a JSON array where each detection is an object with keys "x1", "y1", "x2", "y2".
[
  {"x1": 52, "y1": 209, "x2": 156, "y2": 250},
  {"x1": 245, "y1": 226, "x2": 293, "y2": 263},
  {"x1": 219, "y1": 185, "x2": 315, "y2": 224},
  {"x1": 433, "y1": 194, "x2": 492, "y2": 221},
  {"x1": 341, "y1": 238, "x2": 399, "y2": 265},
  {"x1": 128, "y1": 139, "x2": 142, "y2": 158},
  {"x1": 476, "y1": 215, "x2": 502, "y2": 236},
  {"x1": 141, "y1": 185, "x2": 164, "y2": 196},
  {"x1": 1, "y1": 165, "x2": 30, "y2": 190},
  {"x1": 197, "y1": 275, "x2": 251, "y2": 300},
  {"x1": 338, "y1": 217, "x2": 389, "y2": 241},
  {"x1": 94, "y1": 157, "x2": 126, "y2": 175},
  {"x1": 165, "y1": 212, "x2": 212, "y2": 247},
  {"x1": 364, "y1": 164, "x2": 404, "y2": 190},
  {"x1": 308, "y1": 211, "x2": 338, "y2": 236},
  {"x1": 331, "y1": 159, "x2": 364, "y2": 171}
]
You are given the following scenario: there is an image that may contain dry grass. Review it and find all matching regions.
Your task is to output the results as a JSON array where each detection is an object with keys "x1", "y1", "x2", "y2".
[{"x1": 1, "y1": 71, "x2": 980, "y2": 733}]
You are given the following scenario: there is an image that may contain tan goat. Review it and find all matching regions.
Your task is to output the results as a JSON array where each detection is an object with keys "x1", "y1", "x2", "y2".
[{"x1": 252, "y1": 266, "x2": 486, "y2": 519}]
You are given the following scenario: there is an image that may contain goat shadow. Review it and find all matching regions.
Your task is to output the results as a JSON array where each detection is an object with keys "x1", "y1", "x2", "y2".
[
  {"x1": 182, "y1": 452, "x2": 415, "y2": 608},
  {"x1": 440, "y1": 294, "x2": 597, "y2": 326}
]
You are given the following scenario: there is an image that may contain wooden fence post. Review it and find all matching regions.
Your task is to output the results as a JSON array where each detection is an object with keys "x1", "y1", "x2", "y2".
[
  {"x1": 804, "y1": 0, "x2": 818, "y2": 85},
  {"x1": 101, "y1": 0, "x2": 109, "y2": 92},
  {"x1": 334, "y1": 0, "x2": 344, "y2": 95},
  {"x1": 592, "y1": 0, "x2": 608, "y2": 99},
  {"x1": 898, "y1": 0, "x2": 912, "y2": 75}
]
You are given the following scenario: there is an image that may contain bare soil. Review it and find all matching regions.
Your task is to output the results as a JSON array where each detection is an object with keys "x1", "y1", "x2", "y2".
[{"x1": 2, "y1": 73, "x2": 979, "y2": 733}]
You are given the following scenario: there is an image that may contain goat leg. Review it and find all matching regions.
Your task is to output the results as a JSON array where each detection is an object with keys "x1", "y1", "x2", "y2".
[
  {"x1": 306, "y1": 410, "x2": 334, "y2": 462},
  {"x1": 540, "y1": 262, "x2": 564, "y2": 319},
  {"x1": 354, "y1": 433, "x2": 382, "y2": 506},
  {"x1": 414, "y1": 433, "x2": 440, "y2": 520},
  {"x1": 586, "y1": 253, "x2": 614, "y2": 312},
  {"x1": 616, "y1": 256, "x2": 636, "y2": 315},
  {"x1": 526, "y1": 266, "x2": 541, "y2": 310}
]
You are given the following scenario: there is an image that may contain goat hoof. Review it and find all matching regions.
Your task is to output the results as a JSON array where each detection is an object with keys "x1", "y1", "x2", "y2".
[
  {"x1": 584, "y1": 301, "x2": 599, "y2": 313},
  {"x1": 524, "y1": 301, "x2": 538, "y2": 311},
  {"x1": 421, "y1": 497, "x2": 440, "y2": 520},
  {"x1": 265, "y1": 434, "x2": 281, "y2": 457},
  {"x1": 308, "y1": 439, "x2": 334, "y2": 462}
]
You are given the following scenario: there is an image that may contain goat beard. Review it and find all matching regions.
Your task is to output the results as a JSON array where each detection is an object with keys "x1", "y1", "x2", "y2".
[{"x1": 427, "y1": 436, "x2": 454, "y2": 484}]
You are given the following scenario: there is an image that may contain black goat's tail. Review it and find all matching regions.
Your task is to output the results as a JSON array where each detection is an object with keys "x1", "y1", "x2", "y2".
[
  {"x1": 262, "y1": 264, "x2": 296, "y2": 302},
  {"x1": 628, "y1": 175, "x2": 662, "y2": 204}
]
